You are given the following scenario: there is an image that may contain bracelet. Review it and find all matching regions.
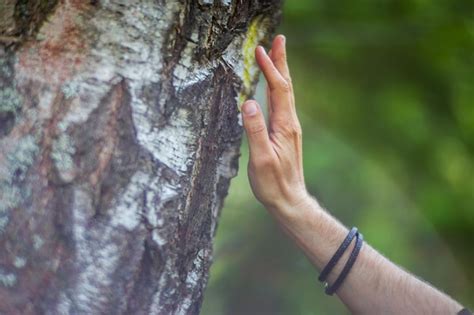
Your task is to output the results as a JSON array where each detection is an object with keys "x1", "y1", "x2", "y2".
[
  {"x1": 318, "y1": 227, "x2": 358, "y2": 282},
  {"x1": 325, "y1": 232, "x2": 364, "y2": 295}
]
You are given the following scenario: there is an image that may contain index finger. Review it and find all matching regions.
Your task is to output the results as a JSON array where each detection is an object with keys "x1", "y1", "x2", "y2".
[
  {"x1": 255, "y1": 45, "x2": 289, "y2": 93},
  {"x1": 270, "y1": 35, "x2": 291, "y2": 82},
  {"x1": 255, "y1": 44, "x2": 295, "y2": 123}
]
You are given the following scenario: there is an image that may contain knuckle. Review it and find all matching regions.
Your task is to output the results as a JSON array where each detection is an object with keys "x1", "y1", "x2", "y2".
[
  {"x1": 294, "y1": 124, "x2": 302, "y2": 136},
  {"x1": 279, "y1": 123, "x2": 302, "y2": 138},
  {"x1": 271, "y1": 79, "x2": 291, "y2": 93},
  {"x1": 255, "y1": 154, "x2": 276, "y2": 169},
  {"x1": 278, "y1": 80, "x2": 291, "y2": 93},
  {"x1": 248, "y1": 123, "x2": 267, "y2": 135}
]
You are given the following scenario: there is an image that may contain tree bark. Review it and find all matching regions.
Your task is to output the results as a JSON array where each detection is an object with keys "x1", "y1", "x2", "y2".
[{"x1": 0, "y1": 1, "x2": 281, "y2": 314}]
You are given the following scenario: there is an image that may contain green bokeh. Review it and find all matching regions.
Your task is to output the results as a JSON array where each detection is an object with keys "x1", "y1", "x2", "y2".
[{"x1": 203, "y1": 1, "x2": 474, "y2": 313}]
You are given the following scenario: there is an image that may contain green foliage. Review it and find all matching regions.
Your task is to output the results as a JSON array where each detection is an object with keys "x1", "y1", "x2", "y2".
[{"x1": 203, "y1": 1, "x2": 474, "y2": 313}]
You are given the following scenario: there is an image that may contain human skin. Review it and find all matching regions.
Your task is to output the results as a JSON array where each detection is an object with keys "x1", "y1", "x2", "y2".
[{"x1": 240, "y1": 34, "x2": 465, "y2": 314}]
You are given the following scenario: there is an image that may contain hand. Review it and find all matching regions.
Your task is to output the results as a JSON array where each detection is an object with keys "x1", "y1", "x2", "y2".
[
  {"x1": 240, "y1": 36, "x2": 466, "y2": 315},
  {"x1": 241, "y1": 34, "x2": 309, "y2": 217}
]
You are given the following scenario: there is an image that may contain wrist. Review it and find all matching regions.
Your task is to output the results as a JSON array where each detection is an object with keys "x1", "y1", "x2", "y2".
[
  {"x1": 267, "y1": 194, "x2": 349, "y2": 270},
  {"x1": 266, "y1": 192, "x2": 323, "y2": 228}
]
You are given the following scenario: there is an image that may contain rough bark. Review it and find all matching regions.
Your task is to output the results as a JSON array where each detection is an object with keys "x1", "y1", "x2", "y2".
[{"x1": 0, "y1": 1, "x2": 281, "y2": 314}]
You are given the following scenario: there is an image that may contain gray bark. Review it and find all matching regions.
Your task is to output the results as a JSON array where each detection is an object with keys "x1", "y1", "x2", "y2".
[{"x1": 0, "y1": 1, "x2": 281, "y2": 314}]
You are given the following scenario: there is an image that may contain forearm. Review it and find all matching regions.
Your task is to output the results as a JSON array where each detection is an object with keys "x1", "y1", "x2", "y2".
[{"x1": 270, "y1": 195, "x2": 463, "y2": 315}]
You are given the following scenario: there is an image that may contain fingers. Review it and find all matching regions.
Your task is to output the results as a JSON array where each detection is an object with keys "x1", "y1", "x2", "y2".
[
  {"x1": 255, "y1": 45, "x2": 288, "y2": 93},
  {"x1": 255, "y1": 35, "x2": 296, "y2": 125},
  {"x1": 241, "y1": 100, "x2": 273, "y2": 159},
  {"x1": 270, "y1": 35, "x2": 291, "y2": 82},
  {"x1": 266, "y1": 49, "x2": 273, "y2": 115}
]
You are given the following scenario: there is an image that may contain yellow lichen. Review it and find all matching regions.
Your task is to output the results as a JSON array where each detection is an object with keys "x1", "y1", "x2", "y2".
[{"x1": 238, "y1": 15, "x2": 269, "y2": 111}]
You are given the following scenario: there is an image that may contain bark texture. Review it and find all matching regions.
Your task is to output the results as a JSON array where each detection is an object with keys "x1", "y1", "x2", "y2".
[{"x1": 0, "y1": 1, "x2": 281, "y2": 314}]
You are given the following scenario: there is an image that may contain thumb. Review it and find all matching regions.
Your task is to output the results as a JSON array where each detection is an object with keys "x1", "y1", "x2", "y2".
[{"x1": 241, "y1": 100, "x2": 272, "y2": 158}]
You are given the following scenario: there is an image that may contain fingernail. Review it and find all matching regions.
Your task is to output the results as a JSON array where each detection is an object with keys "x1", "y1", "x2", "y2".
[
  {"x1": 242, "y1": 101, "x2": 258, "y2": 116},
  {"x1": 280, "y1": 34, "x2": 286, "y2": 44},
  {"x1": 257, "y1": 45, "x2": 266, "y2": 55}
]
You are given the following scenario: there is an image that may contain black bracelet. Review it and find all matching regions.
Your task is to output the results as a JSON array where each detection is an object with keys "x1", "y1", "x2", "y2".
[
  {"x1": 325, "y1": 232, "x2": 364, "y2": 295},
  {"x1": 318, "y1": 227, "x2": 358, "y2": 282}
]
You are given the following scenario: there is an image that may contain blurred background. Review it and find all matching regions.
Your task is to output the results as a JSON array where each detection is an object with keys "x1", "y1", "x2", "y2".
[{"x1": 203, "y1": 1, "x2": 474, "y2": 313}]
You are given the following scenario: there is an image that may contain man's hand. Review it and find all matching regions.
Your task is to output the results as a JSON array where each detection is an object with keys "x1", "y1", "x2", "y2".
[
  {"x1": 240, "y1": 34, "x2": 467, "y2": 315},
  {"x1": 241, "y1": 35, "x2": 309, "y2": 217}
]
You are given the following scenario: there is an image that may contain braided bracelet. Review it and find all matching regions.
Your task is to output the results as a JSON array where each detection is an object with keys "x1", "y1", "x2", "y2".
[
  {"x1": 325, "y1": 232, "x2": 364, "y2": 295},
  {"x1": 318, "y1": 227, "x2": 358, "y2": 282}
]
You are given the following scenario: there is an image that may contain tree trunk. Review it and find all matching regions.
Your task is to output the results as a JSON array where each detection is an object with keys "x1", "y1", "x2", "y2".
[{"x1": 0, "y1": 1, "x2": 281, "y2": 314}]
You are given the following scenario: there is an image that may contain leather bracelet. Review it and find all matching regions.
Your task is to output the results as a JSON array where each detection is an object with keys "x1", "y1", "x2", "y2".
[
  {"x1": 325, "y1": 232, "x2": 364, "y2": 295},
  {"x1": 318, "y1": 227, "x2": 358, "y2": 282}
]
